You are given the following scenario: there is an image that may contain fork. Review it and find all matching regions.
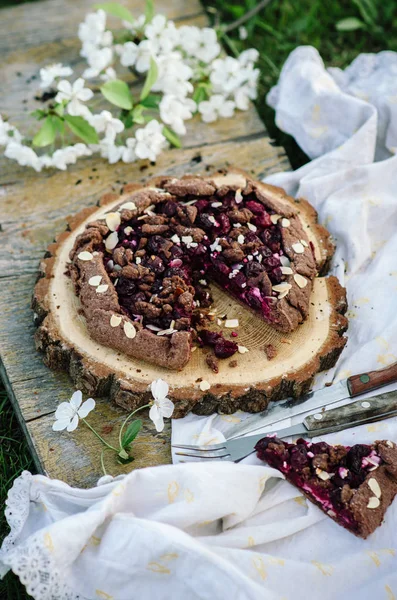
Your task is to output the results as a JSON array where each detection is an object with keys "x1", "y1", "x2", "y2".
[{"x1": 172, "y1": 390, "x2": 397, "y2": 461}]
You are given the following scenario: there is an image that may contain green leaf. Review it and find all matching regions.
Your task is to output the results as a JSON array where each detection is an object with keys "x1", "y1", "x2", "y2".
[
  {"x1": 101, "y1": 79, "x2": 133, "y2": 110},
  {"x1": 119, "y1": 109, "x2": 134, "y2": 129},
  {"x1": 140, "y1": 93, "x2": 161, "y2": 109},
  {"x1": 192, "y1": 86, "x2": 208, "y2": 106},
  {"x1": 162, "y1": 126, "x2": 182, "y2": 149},
  {"x1": 118, "y1": 448, "x2": 129, "y2": 459},
  {"x1": 131, "y1": 105, "x2": 146, "y2": 125},
  {"x1": 53, "y1": 103, "x2": 65, "y2": 117},
  {"x1": 32, "y1": 116, "x2": 57, "y2": 147},
  {"x1": 31, "y1": 109, "x2": 47, "y2": 120},
  {"x1": 140, "y1": 58, "x2": 158, "y2": 101},
  {"x1": 64, "y1": 115, "x2": 99, "y2": 144},
  {"x1": 144, "y1": 0, "x2": 154, "y2": 23},
  {"x1": 94, "y1": 2, "x2": 134, "y2": 23},
  {"x1": 121, "y1": 419, "x2": 142, "y2": 449},
  {"x1": 336, "y1": 17, "x2": 365, "y2": 31}
]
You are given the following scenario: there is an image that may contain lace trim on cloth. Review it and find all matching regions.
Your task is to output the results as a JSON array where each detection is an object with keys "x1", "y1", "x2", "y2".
[{"x1": 0, "y1": 471, "x2": 32, "y2": 561}]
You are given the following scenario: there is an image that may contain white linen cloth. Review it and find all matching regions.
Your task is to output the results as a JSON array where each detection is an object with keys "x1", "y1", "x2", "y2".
[{"x1": 2, "y1": 46, "x2": 397, "y2": 600}]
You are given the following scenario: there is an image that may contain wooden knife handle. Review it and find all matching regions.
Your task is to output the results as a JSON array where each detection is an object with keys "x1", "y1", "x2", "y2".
[
  {"x1": 347, "y1": 362, "x2": 397, "y2": 397},
  {"x1": 304, "y1": 390, "x2": 397, "y2": 431}
]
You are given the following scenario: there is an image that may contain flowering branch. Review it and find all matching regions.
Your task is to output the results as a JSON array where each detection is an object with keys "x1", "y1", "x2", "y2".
[
  {"x1": 222, "y1": 0, "x2": 273, "y2": 33},
  {"x1": 0, "y1": 0, "x2": 259, "y2": 171},
  {"x1": 52, "y1": 380, "x2": 173, "y2": 474}
]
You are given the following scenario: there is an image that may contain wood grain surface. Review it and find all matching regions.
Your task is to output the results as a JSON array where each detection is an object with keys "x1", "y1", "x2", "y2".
[{"x1": 0, "y1": 0, "x2": 290, "y2": 487}]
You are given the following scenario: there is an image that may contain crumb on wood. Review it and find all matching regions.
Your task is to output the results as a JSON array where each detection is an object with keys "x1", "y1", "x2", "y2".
[
  {"x1": 228, "y1": 360, "x2": 238, "y2": 368},
  {"x1": 280, "y1": 338, "x2": 292, "y2": 345},
  {"x1": 264, "y1": 344, "x2": 277, "y2": 360},
  {"x1": 206, "y1": 353, "x2": 219, "y2": 374},
  {"x1": 101, "y1": 425, "x2": 114, "y2": 435}
]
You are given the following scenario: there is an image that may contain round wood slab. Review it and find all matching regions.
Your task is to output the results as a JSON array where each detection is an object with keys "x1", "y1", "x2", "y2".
[{"x1": 33, "y1": 172, "x2": 348, "y2": 418}]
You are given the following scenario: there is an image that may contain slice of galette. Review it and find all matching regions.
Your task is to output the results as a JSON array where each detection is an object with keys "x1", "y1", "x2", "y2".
[
  {"x1": 256, "y1": 436, "x2": 397, "y2": 538},
  {"x1": 66, "y1": 169, "x2": 335, "y2": 370}
]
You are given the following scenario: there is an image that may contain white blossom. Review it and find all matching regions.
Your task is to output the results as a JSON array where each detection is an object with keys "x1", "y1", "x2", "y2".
[
  {"x1": 83, "y1": 46, "x2": 113, "y2": 79},
  {"x1": 122, "y1": 14, "x2": 145, "y2": 32},
  {"x1": 100, "y1": 67, "x2": 117, "y2": 82},
  {"x1": 52, "y1": 390, "x2": 95, "y2": 432},
  {"x1": 239, "y1": 26, "x2": 248, "y2": 40},
  {"x1": 238, "y1": 48, "x2": 259, "y2": 67},
  {"x1": 89, "y1": 110, "x2": 124, "y2": 142},
  {"x1": 144, "y1": 14, "x2": 179, "y2": 55},
  {"x1": 210, "y1": 56, "x2": 245, "y2": 94},
  {"x1": 198, "y1": 95, "x2": 235, "y2": 123},
  {"x1": 152, "y1": 53, "x2": 193, "y2": 97},
  {"x1": 99, "y1": 140, "x2": 124, "y2": 164},
  {"x1": 0, "y1": 116, "x2": 23, "y2": 146},
  {"x1": 49, "y1": 144, "x2": 92, "y2": 170},
  {"x1": 4, "y1": 142, "x2": 41, "y2": 171},
  {"x1": 78, "y1": 10, "x2": 109, "y2": 48},
  {"x1": 121, "y1": 137, "x2": 137, "y2": 163},
  {"x1": 117, "y1": 39, "x2": 153, "y2": 72},
  {"x1": 159, "y1": 94, "x2": 196, "y2": 135},
  {"x1": 135, "y1": 119, "x2": 167, "y2": 162},
  {"x1": 178, "y1": 26, "x2": 220, "y2": 63},
  {"x1": 39, "y1": 63, "x2": 73, "y2": 89},
  {"x1": 55, "y1": 78, "x2": 94, "y2": 116},
  {"x1": 149, "y1": 379, "x2": 174, "y2": 432}
]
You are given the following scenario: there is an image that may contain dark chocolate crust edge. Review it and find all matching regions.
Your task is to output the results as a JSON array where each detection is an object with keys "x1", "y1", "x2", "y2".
[{"x1": 32, "y1": 169, "x2": 347, "y2": 417}]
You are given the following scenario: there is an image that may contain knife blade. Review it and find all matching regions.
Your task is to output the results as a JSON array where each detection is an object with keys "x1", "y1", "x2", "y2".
[{"x1": 227, "y1": 361, "x2": 397, "y2": 440}]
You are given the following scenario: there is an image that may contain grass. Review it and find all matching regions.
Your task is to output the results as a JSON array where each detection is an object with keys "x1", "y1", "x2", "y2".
[{"x1": 1, "y1": 0, "x2": 397, "y2": 597}]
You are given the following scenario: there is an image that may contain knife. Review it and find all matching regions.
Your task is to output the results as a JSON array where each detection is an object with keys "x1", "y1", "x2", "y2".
[
  {"x1": 174, "y1": 390, "x2": 397, "y2": 462},
  {"x1": 226, "y1": 361, "x2": 397, "y2": 440}
]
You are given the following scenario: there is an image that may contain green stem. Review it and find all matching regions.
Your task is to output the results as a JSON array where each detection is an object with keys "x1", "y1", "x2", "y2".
[
  {"x1": 118, "y1": 403, "x2": 152, "y2": 449},
  {"x1": 82, "y1": 418, "x2": 119, "y2": 452},
  {"x1": 100, "y1": 447, "x2": 112, "y2": 476},
  {"x1": 223, "y1": 0, "x2": 273, "y2": 33}
]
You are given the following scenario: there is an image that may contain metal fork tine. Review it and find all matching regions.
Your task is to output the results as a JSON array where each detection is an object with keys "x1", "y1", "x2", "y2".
[
  {"x1": 175, "y1": 452, "x2": 231, "y2": 459},
  {"x1": 172, "y1": 443, "x2": 227, "y2": 451}
]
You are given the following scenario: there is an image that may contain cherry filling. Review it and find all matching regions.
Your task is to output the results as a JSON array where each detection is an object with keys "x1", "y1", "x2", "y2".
[
  {"x1": 256, "y1": 437, "x2": 382, "y2": 533},
  {"x1": 101, "y1": 190, "x2": 296, "y2": 359}
]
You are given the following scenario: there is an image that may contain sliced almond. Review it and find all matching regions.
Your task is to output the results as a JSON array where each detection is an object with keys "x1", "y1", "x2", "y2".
[
  {"x1": 327, "y1": 510, "x2": 336, "y2": 517},
  {"x1": 135, "y1": 257, "x2": 142, "y2": 264},
  {"x1": 211, "y1": 202, "x2": 223, "y2": 208},
  {"x1": 77, "y1": 251, "x2": 93, "y2": 261},
  {"x1": 368, "y1": 478, "x2": 381, "y2": 499},
  {"x1": 316, "y1": 468, "x2": 333, "y2": 481},
  {"x1": 294, "y1": 274, "x2": 308, "y2": 288},
  {"x1": 247, "y1": 223, "x2": 257, "y2": 232},
  {"x1": 367, "y1": 497, "x2": 380, "y2": 509},
  {"x1": 105, "y1": 212, "x2": 121, "y2": 232},
  {"x1": 280, "y1": 255, "x2": 291, "y2": 267},
  {"x1": 281, "y1": 218, "x2": 290, "y2": 228},
  {"x1": 292, "y1": 242, "x2": 305, "y2": 254},
  {"x1": 270, "y1": 214, "x2": 281, "y2": 224},
  {"x1": 120, "y1": 201, "x2": 137, "y2": 211},
  {"x1": 110, "y1": 314, "x2": 122, "y2": 327},
  {"x1": 280, "y1": 266, "x2": 293, "y2": 275},
  {"x1": 199, "y1": 380, "x2": 211, "y2": 392},
  {"x1": 237, "y1": 234, "x2": 245, "y2": 245},
  {"x1": 278, "y1": 290, "x2": 289, "y2": 299},
  {"x1": 88, "y1": 275, "x2": 102, "y2": 287},
  {"x1": 386, "y1": 440, "x2": 394, "y2": 448},
  {"x1": 238, "y1": 345, "x2": 249, "y2": 354},
  {"x1": 96, "y1": 284, "x2": 109, "y2": 294},
  {"x1": 217, "y1": 318, "x2": 222, "y2": 326},
  {"x1": 124, "y1": 321, "x2": 136, "y2": 339},
  {"x1": 300, "y1": 239, "x2": 309, "y2": 247},
  {"x1": 124, "y1": 226, "x2": 133, "y2": 236},
  {"x1": 272, "y1": 283, "x2": 292, "y2": 294},
  {"x1": 191, "y1": 346, "x2": 197, "y2": 352},
  {"x1": 225, "y1": 319, "x2": 239, "y2": 328},
  {"x1": 235, "y1": 189, "x2": 243, "y2": 203},
  {"x1": 105, "y1": 231, "x2": 119, "y2": 251}
]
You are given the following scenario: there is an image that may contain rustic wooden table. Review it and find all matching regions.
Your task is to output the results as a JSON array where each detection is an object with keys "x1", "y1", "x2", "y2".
[{"x1": 0, "y1": 0, "x2": 289, "y2": 487}]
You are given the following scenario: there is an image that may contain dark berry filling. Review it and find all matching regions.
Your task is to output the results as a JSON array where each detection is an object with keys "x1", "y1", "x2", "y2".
[
  {"x1": 256, "y1": 437, "x2": 382, "y2": 533},
  {"x1": 99, "y1": 189, "x2": 299, "y2": 359}
]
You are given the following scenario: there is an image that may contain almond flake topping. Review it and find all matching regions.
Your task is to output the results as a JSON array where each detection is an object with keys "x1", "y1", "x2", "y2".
[
  {"x1": 238, "y1": 345, "x2": 249, "y2": 354},
  {"x1": 368, "y1": 478, "x2": 381, "y2": 498},
  {"x1": 208, "y1": 215, "x2": 217, "y2": 225},
  {"x1": 280, "y1": 255, "x2": 291, "y2": 267},
  {"x1": 181, "y1": 235, "x2": 198, "y2": 249},
  {"x1": 233, "y1": 223, "x2": 242, "y2": 228},
  {"x1": 280, "y1": 266, "x2": 293, "y2": 275},
  {"x1": 272, "y1": 282, "x2": 292, "y2": 294},
  {"x1": 211, "y1": 202, "x2": 223, "y2": 208},
  {"x1": 281, "y1": 218, "x2": 290, "y2": 228},
  {"x1": 294, "y1": 274, "x2": 308, "y2": 288},
  {"x1": 124, "y1": 321, "x2": 137, "y2": 339},
  {"x1": 105, "y1": 231, "x2": 119, "y2": 251},
  {"x1": 144, "y1": 204, "x2": 156, "y2": 215},
  {"x1": 105, "y1": 212, "x2": 121, "y2": 232},
  {"x1": 217, "y1": 318, "x2": 222, "y2": 326},
  {"x1": 124, "y1": 226, "x2": 133, "y2": 236},
  {"x1": 367, "y1": 497, "x2": 380, "y2": 509},
  {"x1": 171, "y1": 234, "x2": 181, "y2": 244},
  {"x1": 237, "y1": 234, "x2": 245, "y2": 244},
  {"x1": 135, "y1": 257, "x2": 142, "y2": 264},
  {"x1": 146, "y1": 324, "x2": 161, "y2": 331},
  {"x1": 386, "y1": 440, "x2": 394, "y2": 448},
  {"x1": 210, "y1": 238, "x2": 222, "y2": 252},
  {"x1": 235, "y1": 189, "x2": 243, "y2": 203},
  {"x1": 225, "y1": 319, "x2": 239, "y2": 328},
  {"x1": 301, "y1": 239, "x2": 309, "y2": 247},
  {"x1": 316, "y1": 468, "x2": 333, "y2": 481},
  {"x1": 292, "y1": 242, "x2": 305, "y2": 254},
  {"x1": 247, "y1": 223, "x2": 257, "y2": 232},
  {"x1": 88, "y1": 275, "x2": 102, "y2": 287},
  {"x1": 110, "y1": 314, "x2": 122, "y2": 328},
  {"x1": 96, "y1": 284, "x2": 109, "y2": 294},
  {"x1": 157, "y1": 320, "x2": 176, "y2": 336},
  {"x1": 200, "y1": 380, "x2": 211, "y2": 391},
  {"x1": 199, "y1": 279, "x2": 207, "y2": 285},
  {"x1": 270, "y1": 214, "x2": 281, "y2": 224},
  {"x1": 78, "y1": 251, "x2": 93, "y2": 261},
  {"x1": 120, "y1": 201, "x2": 137, "y2": 211}
]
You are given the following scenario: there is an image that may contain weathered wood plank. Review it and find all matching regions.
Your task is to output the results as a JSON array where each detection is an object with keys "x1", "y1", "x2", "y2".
[
  {"x1": 0, "y1": 137, "x2": 289, "y2": 277},
  {"x1": 0, "y1": 0, "x2": 204, "y2": 57}
]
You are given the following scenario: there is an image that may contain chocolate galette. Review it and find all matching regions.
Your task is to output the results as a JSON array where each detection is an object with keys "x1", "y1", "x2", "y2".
[{"x1": 67, "y1": 170, "x2": 334, "y2": 370}]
